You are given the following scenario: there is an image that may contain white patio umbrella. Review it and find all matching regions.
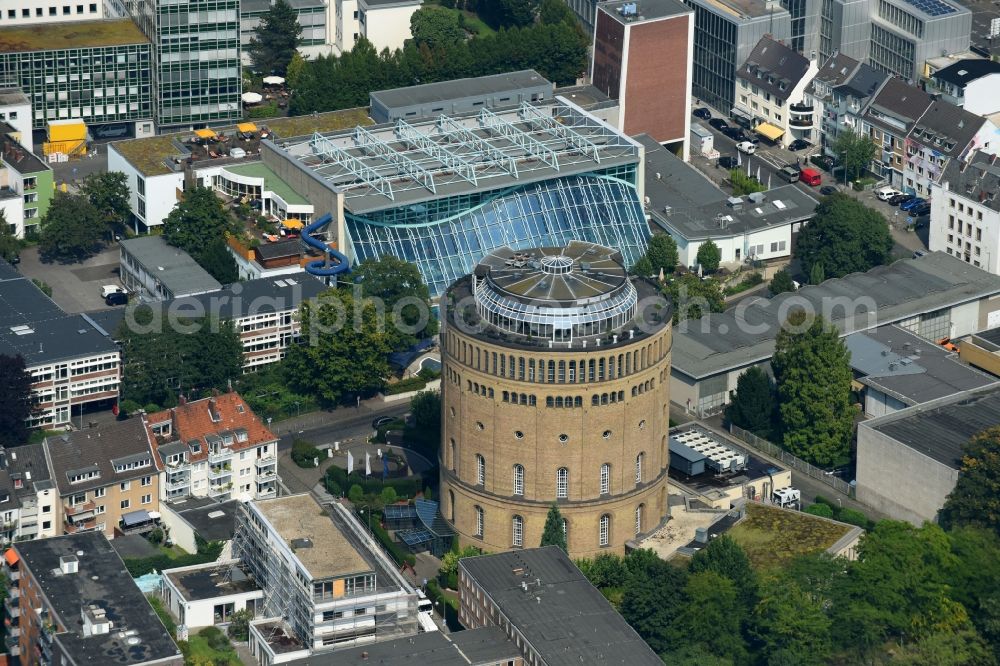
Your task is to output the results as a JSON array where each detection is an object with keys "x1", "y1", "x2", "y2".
[
  {"x1": 263, "y1": 75, "x2": 286, "y2": 85},
  {"x1": 241, "y1": 92, "x2": 263, "y2": 104}
]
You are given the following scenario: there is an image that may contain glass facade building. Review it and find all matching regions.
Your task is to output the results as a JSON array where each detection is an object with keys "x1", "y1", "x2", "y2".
[
  {"x1": 346, "y1": 171, "x2": 649, "y2": 297},
  {"x1": 0, "y1": 19, "x2": 152, "y2": 129},
  {"x1": 127, "y1": 0, "x2": 242, "y2": 127}
]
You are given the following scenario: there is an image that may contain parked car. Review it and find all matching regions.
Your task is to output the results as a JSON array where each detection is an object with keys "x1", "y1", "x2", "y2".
[
  {"x1": 910, "y1": 203, "x2": 931, "y2": 216},
  {"x1": 876, "y1": 186, "x2": 902, "y2": 201},
  {"x1": 799, "y1": 168, "x2": 822, "y2": 186},
  {"x1": 105, "y1": 292, "x2": 128, "y2": 306},
  {"x1": 709, "y1": 118, "x2": 730, "y2": 131},
  {"x1": 889, "y1": 193, "x2": 914, "y2": 206},
  {"x1": 788, "y1": 139, "x2": 812, "y2": 151},
  {"x1": 900, "y1": 197, "x2": 927, "y2": 212},
  {"x1": 809, "y1": 154, "x2": 837, "y2": 172},
  {"x1": 718, "y1": 155, "x2": 739, "y2": 169},
  {"x1": 372, "y1": 415, "x2": 395, "y2": 430},
  {"x1": 820, "y1": 185, "x2": 838, "y2": 196},
  {"x1": 913, "y1": 250, "x2": 928, "y2": 259},
  {"x1": 721, "y1": 126, "x2": 744, "y2": 140},
  {"x1": 736, "y1": 141, "x2": 756, "y2": 154},
  {"x1": 777, "y1": 166, "x2": 801, "y2": 183},
  {"x1": 693, "y1": 107, "x2": 712, "y2": 119},
  {"x1": 100, "y1": 284, "x2": 126, "y2": 298}
]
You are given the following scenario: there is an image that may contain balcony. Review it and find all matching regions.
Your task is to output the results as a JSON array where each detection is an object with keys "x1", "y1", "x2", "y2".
[
  {"x1": 4, "y1": 595, "x2": 19, "y2": 618},
  {"x1": 208, "y1": 464, "x2": 232, "y2": 480},
  {"x1": 789, "y1": 102, "x2": 814, "y2": 115},
  {"x1": 255, "y1": 484, "x2": 277, "y2": 500},
  {"x1": 165, "y1": 474, "x2": 190, "y2": 491},
  {"x1": 208, "y1": 448, "x2": 233, "y2": 464},
  {"x1": 789, "y1": 116, "x2": 815, "y2": 129},
  {"x1": 64, "y1": 501, "x2": 96, "y2": 518},
  {"x1": 255, "y1": 455, "x2": 277, "y2": 471},
  {"x1": 208, "y1": 482, "x2": 233, "y2": 498}
]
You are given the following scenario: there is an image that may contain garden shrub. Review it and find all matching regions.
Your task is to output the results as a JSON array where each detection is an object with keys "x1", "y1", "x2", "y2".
[{"x1": 291, "y1": 439, "x2": 322, "y2": 468}]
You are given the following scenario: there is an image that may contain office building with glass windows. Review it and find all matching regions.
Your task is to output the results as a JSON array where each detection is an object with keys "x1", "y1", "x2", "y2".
[
  {"x1": 261, "y1": 99, "x2": 652, "y2": 298},
  {"x1": 127, "y1": 0, "x2": 241, "y2": 128},
  {"x1": 0, "y1": 19, "x2": 152, "y2": 131}
]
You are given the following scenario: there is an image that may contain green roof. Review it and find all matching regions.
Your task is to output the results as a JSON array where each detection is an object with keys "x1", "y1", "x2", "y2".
[
  {"x1": 110, "y1": 107, "x2": 373, "y2": 177},
  {"x1": 0, "y1": 19, "x2": 149, "y2": 53},
  {"x1": 224, "y1": 162, "x2": 308, "y2": 206}
]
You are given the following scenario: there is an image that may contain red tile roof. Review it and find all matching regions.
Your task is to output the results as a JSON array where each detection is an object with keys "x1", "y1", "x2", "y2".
[{"x1": 145, "y1": 392, "x2": 277, "y2": 464}]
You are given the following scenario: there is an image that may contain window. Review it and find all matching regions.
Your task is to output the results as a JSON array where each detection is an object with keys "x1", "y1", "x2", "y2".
[
  {"x1": 556, "y1": 468, "x2": 568, "y2": 499},
  {"x1": 120, "y1": 481, "x2": 130, "y2": 491},
  {"x1": 635, "y1": 453, "x2": 644, "y2": 485},
  {"x1": 635, "y1": 504, "x2": 644, "y2": 534},
  {"x1": 141, "y1": 494, "x2": 151, "y2": 504},
  {"x1": 512, "y1": 515, "x2": 523, "y2": 547},
  {"x1": 120, "y1": 499, "x2": 130, "y2": 509},
  {"x1": 474, "y1": 505, "x2": 484, "y2": 537},
  {"x1": 141, "y1": 475, "x2": 151, "y2": 487},
  {"x1": 476, "y1": 455, "x2": 485, "y2": 485},
  {"x1": 95, "y1": 505, "x2": 105, "y2": 515},
  {"x1": 599, "y1": 514, "x2": 610, "y2": 546},
  {"x1": 42, "y1": 520, "x2": 51, "y2": 530},
  {"x1": 600, "y1": 463, "x2": 610, "y2": 495},
  {"x1": 512, "y1": 464, "x2": 524, "y2": 496}
]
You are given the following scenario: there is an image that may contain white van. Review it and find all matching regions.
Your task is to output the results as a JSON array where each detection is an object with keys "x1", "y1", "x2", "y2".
[{"x1": 876, "y1": 186, "x2": 901, "y2": 201}]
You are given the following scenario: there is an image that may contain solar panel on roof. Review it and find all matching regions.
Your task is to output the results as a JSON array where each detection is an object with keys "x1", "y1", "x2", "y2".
[{"x1": 901, "y1": 0, "x2": 956, "y2": 16}]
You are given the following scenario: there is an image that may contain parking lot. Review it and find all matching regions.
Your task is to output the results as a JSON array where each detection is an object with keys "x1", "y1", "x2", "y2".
[{"x1": 18, "y1": 244, "x2": 124, "y2": 313}]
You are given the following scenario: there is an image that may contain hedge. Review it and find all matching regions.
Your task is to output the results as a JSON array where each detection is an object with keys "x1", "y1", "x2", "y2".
[
  {"x1": 425, "y1": 579, "x2": 462, "y2": 632},
  {"x1": 291, "y1": 439, "x2": 322, "y2": 468},
  {"x1": 125, "y1": 540, "x2": 224, "y2": 577},
  {"x1": 385, "y1": 376, "x2": 429, "y2": 395},
  {"x1": 325, "y1": 465, "x2": 426, "y2": 500},
  {"x1": 805, "y1": 503, "x2": 834, "y2": 518}
]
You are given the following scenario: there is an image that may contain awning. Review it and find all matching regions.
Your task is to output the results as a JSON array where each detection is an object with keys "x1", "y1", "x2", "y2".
[
  {"x1": 755, "y1": 122, "x2": 785, "y2": 141},
  {"x1": 4, "y1": 548, "x2": 18, "y2": 566},
  {"x1": 282, "y1": 219, "x2": 304, "y2": 229},
  {"x1": 241, "y1": 92, "x2": 263, "y2": 104},
  {"x1": 263, "y1": 75, "x2": 285, "y2": 85},
  {"x1": 122, "y1": 509, "x2": 151, "y2": 527},
  {"x1": 194, "y1": 128, "x2": 216, "y2": 140},
  {"x1": 731, "y1": 106, "x2": 753, "y2": 120},
  {"x1": 236, "y1": 122, "x2": 258, "y2": 133}
]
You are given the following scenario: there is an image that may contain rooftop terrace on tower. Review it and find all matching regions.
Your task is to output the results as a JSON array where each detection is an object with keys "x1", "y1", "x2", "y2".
[{"x1": 443, "y1": 241, "x2": 671, "y2": 352}]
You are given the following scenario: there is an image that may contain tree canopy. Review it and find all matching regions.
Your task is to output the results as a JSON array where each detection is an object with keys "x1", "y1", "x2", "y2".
[
  {"x1": 696, "y1": 239, "x2": 721, "y2": 272},
  {"x1": 118, "y1": 307, "x2": 243, "y2": 408},
  {"x1": 941, "y1": 426, "x2": 1000, "y2": 536},
  {"x1": 285, "y1": 287, "x2": 393, "y2": 405},
  {"x1": 769, "y1": 269, "x2": 795, "y2": 295},
  {"x1": 795, "y1": 193, "x2": 893, "y2": 281},
  {"x1": 353, "y1": 255, "x2": 437, "y2": 350},
  {"x1": 195, "y1": 237, "x2": 239, "y2": 284},
  {"x1": 831, "y1": 130, "x2": 878, "y2": 182},
  {"x1": 39, "y1": 192, "x2": 106, "y2": 263},
  {"x1": 540, "y1": 504, "x2": 567, "y2": 551},
  {"x1": 0, "y1": 209, "x2": 20, "y2": 264},
  {"x1": 410, "y1": 6, "x2": 465, "y2": 48},
  {"x1": 248, "y1": 0, "x2": 302, "y2": 75},
  {"x1": 772, "y1": 311, "x2": 853, "y2": 467},
  {"x1": 163, "y1": 187, "x2": 240, "y2": 282},
  {"x1": 81, "y1": 172, "x2": 130, "y2": 234},
  {"x1": 620, "y1": 551, "x2": 688, "y2": 654},
  {"x1": 0, "y1": 354, "x2": 35, "y2": 446},
  {"x1": 645, "y1": 233, "x2": 678, "y2": 276},
  {"x1": 666, "y1": 274, "x2": 724, "y2": 324},
  {"x1": 725, "y1": 366, "x2": 776, "y2": 440}
]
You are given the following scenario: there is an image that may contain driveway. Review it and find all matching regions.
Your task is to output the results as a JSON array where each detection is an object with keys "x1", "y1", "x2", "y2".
[{"x1": 18, "y1": 244, "x2": 124, "y2": 313}]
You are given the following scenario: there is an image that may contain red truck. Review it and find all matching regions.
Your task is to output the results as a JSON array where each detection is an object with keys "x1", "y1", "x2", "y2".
[{"x1": 799, "y1": 167, "x2": 822, "y2": 186}]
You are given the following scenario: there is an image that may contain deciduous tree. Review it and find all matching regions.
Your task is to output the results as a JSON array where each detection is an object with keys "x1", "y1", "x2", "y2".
[
  {"x1": 831, "y1": 129, "x2": 878, "y2": 182},
  {"x1": 769, "y1": 268, "x2": 795, "y2": 295},
  {"x1": 620, "y1": 554, "x2": 688, "y2": 654},
  {"x1": 941, "y1": 426, "x2": 1000, "y2": 536},
  {"x1": 725, "y1": 366, "x2": 776, "y2": 440},
  {"x1": 645, "y1": 233, "x2": 678, "y2": 276},
  {"x1": 195, "y1": 237, "x2": 239, "y2": 284},
  {"x1": 0, "y1": 209, "x2": 20, "y2": 264},
  {"x1": 772, "y1": 310, "x2": 853, "y2": 467},
  {"x1": 81, "y1": 172, "x2": 130, "y2": 234},
  {"x1": 540, "y1": 504, "x2": 566, "y2": 551},
  {"x1": 410, "y1": 6, "x2": 465, "y2": 48},
  {"x1": 795, "y1": 193, "x2": 893, "y2": 280},
  {"x1": 689, "y1": 534, "x2": 757, "y2": 606},
  {"x1": 675, "y1": 571, "x2": 748, "y2": 663},
  {"x1": 39, "y1": 192, "x2": 105, "y2": 262},
  {"x1": 748, "y1": 577, "x2": 832, "y2": 666},
  {"x1": 666, "y1": 274, "x2": 724, "y2": 324},
  {"x1": 248, "y1": 0, "x2": 302, "y2": 75},
  {"x1": 354, "y1": 255, "x2": 437, "y2": 349},
  {"x1": 0, "y1": 354, "x2": 35, "y2": 446},
  {"x1": 696, "y1": 239, "x2": 721, "y2": 272}
]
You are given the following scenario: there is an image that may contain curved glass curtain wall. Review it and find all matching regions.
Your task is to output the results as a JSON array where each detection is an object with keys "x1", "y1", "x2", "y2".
[{"x1": 345, "y1": 172, "x2": 650, "y2": 297}]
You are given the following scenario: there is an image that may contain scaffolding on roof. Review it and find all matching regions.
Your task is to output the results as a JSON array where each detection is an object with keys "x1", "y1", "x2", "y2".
[
  {"x1": 310, "y1": 132, "x2": 395, "y2": 200},
  {"x1": 519, "y1": 101, "x2": 601, "y2": 164},
  {"x1": 436, "y1": 115, "x2": 520, "y2": 179},
  {"x1": 395, "y1": 118, "x2": 478, "y2": 186},
  {"x1": 353, "y1": 125, "x2": 437, "y2": 194},
  {"x1": 478, "y1": 106, "x2": 560, "y2": 170}
]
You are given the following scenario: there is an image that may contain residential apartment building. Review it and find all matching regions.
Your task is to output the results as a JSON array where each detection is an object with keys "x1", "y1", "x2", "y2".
[
  {"x1": 145, "y1": 392, "x2": 279, "y2": 503},
  {"x1": 0, "y1": 0, "x2": 104, "y2": 24},
  {"x1": 592, "y1": 0, "x2": 694, "y2": 158},
  {"x1": 929, "y1": 151, "x2": 1000, "y2": 273},
  {"x1": 1, "y1": 120, "x2": 52, "y2": 235},
  {"x1": 236, "y1": 495, "x2": 419, "y2": 662},
  {"x1": 0, "y1": 259, "x2": 120, "y2": 429},
  {"x1": 927, "y1": 58, "x2": 1000, "y2": 116},
  {"x1": 903, "y1": 100, "x2": 998, "y2": 196},
  {"x1": 861, "y1": 77, "x2": 932, "y2": 188},
  {"x1": 0, "y1": 88, "x2": 32, "y2": 151},
  {"x1": 735, "y1": 36, "x2": 818, "y2": 146},
  {"x1": 3, "y1": 444, "x2": 59, "y2": 542},
  {"x1": 126, "y1": 0, "x2": 242, "y2": 128},
  {"x1": 682, "y1": 0, "x2": 793, "y2": 114},
  {"x1": 4, "y1": 531, "x2": 183, "y2": 665},
  {"x1": 458, "y1": 547, "x2": 662, "y2": 665},
  {"x1": 44, "y1": 417, "x2": 162, "y2": 538},
  {"x1": 0, "y1": 19, "x2": 153, "y2": 132},
  {"x1": 807, "y1": 52, "x2": 887, "y2": 153}
]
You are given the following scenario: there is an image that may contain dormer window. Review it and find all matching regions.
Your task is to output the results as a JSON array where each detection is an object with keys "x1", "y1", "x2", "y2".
[
  {"x1": 13, "y1": 479, "x2": 22, "y2": 489},
  {"x1": 151, "y1": 422, "x2": 171, "y2": 437}
]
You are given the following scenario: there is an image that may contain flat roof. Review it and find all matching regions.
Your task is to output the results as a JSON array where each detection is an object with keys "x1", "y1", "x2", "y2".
[
  {"x1": 14, "y1": 532, "x2": 181, "y2": 665},
  {"x1": 639, "y1": 134, "x2": 818, "y2": 240},
  {"x1": 673, "y1": 252, "x2": 1000, "y2": 379},
  {"x1": 0, "y1": 19, "x2": 149, "y2": 53},
  {"x1": 933, "y1": 58, "x2": 1000, "y2": 86},
  {"x1": 166, "y1": 562, "x2": 260, "y2": 602},
  {"x1": 224, "y1": 162, "x2": 308, "y2": 205},
  {"x1": 460, "y1": 547, "x2": 662, "y2": 666},
  {"x1": 599, "y1": 0, "x2": 693, "y2": 22},
  {"x1": 274, "y1": 99, "x2": 642, "y2": 214},
  {"x1": 254, "y1": 494, "x2": 371, "y2": 580},
  {"x1": 119, "y1": 236, "x2": 222, "y2": 296},
  {"x1": 847, "y1": 324, "x2": 998, "y2": 406},
  {"x1": 0, "y1": 88, "x2": 29, "y2": 107},
  {"x1": 865, "y1": 384, "x2": 1000, "y2": 469},
  {"x1": 554, "y1": 84, "x2": 617, "y2": 111},
  {"x1": 281, "y1": 627, "x2": 517, "y2": 665},
  {"x1": 371, "y1": 70, "x2": 551, "y2": 110},
  {"x1": 111, "y1": 107, "x2": 372, "y2": 177},
  {"x1": 164, "y1": 496, "x2": 242, "y2": 543},
  {"x1": 689, "y1": 0, "x2": 789, "y2": 20}
]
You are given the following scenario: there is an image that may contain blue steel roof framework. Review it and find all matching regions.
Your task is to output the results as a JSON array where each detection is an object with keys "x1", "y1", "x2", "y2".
[{"x1": 290, "y1": 100, "x2": 640, "y2": 206}]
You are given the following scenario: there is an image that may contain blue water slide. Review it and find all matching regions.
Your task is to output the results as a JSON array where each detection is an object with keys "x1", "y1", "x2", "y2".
[{"x1": 302, "y1": 213, "x2": 350, "y2": 278}]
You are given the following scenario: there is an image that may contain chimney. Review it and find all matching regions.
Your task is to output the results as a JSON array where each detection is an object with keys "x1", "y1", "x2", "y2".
[{"x1": 178, "y1": 394, "x2": 186, "y2": 406}]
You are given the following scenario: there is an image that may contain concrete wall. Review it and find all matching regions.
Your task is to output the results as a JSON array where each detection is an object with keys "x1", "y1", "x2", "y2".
[
  {"x1": 855, "y1": 421, "x2": 958, "y2": 524},
  {"x1": 107, "y1": 144, "x2": 183, "y2": 230},
  {"x1": 863, "y1": 386, "x2": 908, "y2": 418},
  {"x1": 159, "y1": 504, "x2": 199, "y2": 553},
  {"x1": 360, "y1": 2, "x2": 418, "y2": 52}
]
